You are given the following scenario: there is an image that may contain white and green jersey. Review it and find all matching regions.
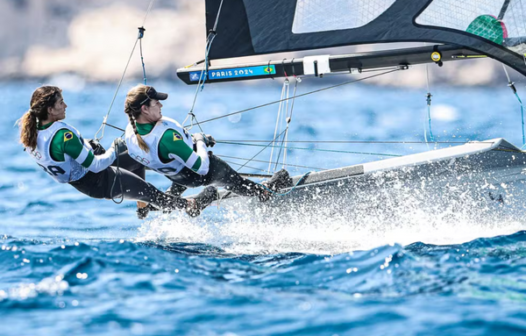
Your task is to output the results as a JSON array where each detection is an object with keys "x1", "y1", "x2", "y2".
[
  {"x1": 125, "y1": 117, "x2": 210, "y2": 176},
  {"x1": 27, "y1": 121, "x2": 118, "y2": 183},
  {"x1": 27, "y1": 122, "x2": 91, "y2": 183}
]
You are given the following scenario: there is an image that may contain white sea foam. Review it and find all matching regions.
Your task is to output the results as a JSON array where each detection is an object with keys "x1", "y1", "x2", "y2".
[{"x1": 135, "y1": 180, "x2": 526, "y2": 255}]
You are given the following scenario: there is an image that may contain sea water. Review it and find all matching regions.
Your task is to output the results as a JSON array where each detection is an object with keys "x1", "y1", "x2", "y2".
[{"x1": 1, "y1": 78, "x2": 526, "y2": 335}]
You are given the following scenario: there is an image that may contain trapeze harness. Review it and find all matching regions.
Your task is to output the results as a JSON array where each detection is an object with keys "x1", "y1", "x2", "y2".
[
  {"x1": 125, "y1": 116, "x2": 268, "y2": 197},
  {"x1": 27, "y1": 121, "x2": 101, "y2": 182},
  {"x1": 27, "y1": 121, "x2": 186, "y2": 210}
]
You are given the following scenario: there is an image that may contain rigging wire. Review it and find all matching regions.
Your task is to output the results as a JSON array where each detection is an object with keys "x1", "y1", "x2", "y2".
[
  {"x1": 319, "y1": 66, "x2": 400, "y2": 76},
  {"x1": 519, "y1": 0, "x2": 526, "y2": 65},
  {"x1": 499, "y1": 0, "x2": 512, "y2": 20},
  {"x1": 275, "y1": 74, "x2": 300, "y2": 170},
  {"x1": 217, "y1": 154, "x2": 325, "y2": 171},
  {"x1": 109, "y1": 145, "x2": 124, "y2": 204},
  {"x1": 94, "y1": 0, "x2": 156, "y2": 141},
  {"x1": 96, "y1": 67, "x2": 402, "y2": 147},
  {"x1": 510, "y1": 0, "x2": 526, "y2": 66},
  {"x1": 93, "y1": 37, "x2": 140, "y2": 141},
  {"x1": 216, "y1": 140, "x2": 492, "y2": 144},
  {"x1": 186, "y1": 68, "x2": 402, "y2": 127},
  {"x1": 220, "y1": 141, "x2": 402, "y2": 157},
  {"x1": 424, "y1": 63, "x2": 435, "y2": 144},
  {"x1": 202, "y1": 69, "x2": 401, "y2": 172},
  {"x1": 92, "y1": 0, "x2": 155, "y2": 205},
  {"x1": 102, "y1": 123, "x2": 125, "y2": 133},
  {"x1": 222, "y1": 160, "x2": 277, "y2": 174},
  {"x1": 139, "y1": 27, "x2": 147, "y2": 85},
  {"x1": 183, "y1": 0, "x2": 225, "y2": 133},
  {"x1": 502, "y1": 64, "x2": 526, "y2": 146},
  {"x1": 268, "y1": 77, "x2": 289, "y2": 172},
  {"x1": 235, "y1": 129, "x2": 288, "y2": 172}
]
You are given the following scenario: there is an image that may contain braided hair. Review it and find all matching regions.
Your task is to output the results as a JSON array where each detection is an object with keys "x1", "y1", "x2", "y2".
[
  {"x1": 124, "y1": 84, "x2": 150, "y2": 152},
  {"x1": 20, "y1": 86, "x2": 62, "y2": 150}
]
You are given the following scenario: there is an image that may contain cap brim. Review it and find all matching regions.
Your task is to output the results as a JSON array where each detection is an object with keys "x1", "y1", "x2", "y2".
[{"x1": 154, "y1": 92, "x2": 168, "y2": 100}]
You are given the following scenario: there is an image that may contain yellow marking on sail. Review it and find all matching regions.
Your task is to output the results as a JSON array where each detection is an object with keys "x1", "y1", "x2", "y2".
[{"x1": 431, "y1": 52, "x2": 441, "y2": 62}]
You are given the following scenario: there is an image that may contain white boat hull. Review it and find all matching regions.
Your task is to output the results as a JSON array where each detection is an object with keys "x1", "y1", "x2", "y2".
[{"x1": 214, "y1": 139, "x2": 526, "y2": 223}]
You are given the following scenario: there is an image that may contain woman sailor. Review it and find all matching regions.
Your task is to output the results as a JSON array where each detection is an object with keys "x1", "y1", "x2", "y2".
[
  {"x1": 19, "y1": 85, "x2": 201, "y2": 216},
  {"x1": 123, "y1": 84, "x2": 292, "y2": 217}
]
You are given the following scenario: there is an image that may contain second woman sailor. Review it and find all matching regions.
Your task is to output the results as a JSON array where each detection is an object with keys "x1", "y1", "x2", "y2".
[
  {"x1": 122, "y1": 84, "x2": 292, "y2": 217},
  {"x1": 20, "y1": 85, "x2": 202, "y2": 217}
]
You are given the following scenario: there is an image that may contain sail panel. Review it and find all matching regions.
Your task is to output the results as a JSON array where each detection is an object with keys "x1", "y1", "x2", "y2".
[
  {"x1": 416, "y1": 0, "x2": 526, "y2": 56},
  {"x1": 206, "y1": 0, "x2": 526, "y2": 76},
  {"x1": 292, "y1": 0, "x2": 397, "y2": 34}
]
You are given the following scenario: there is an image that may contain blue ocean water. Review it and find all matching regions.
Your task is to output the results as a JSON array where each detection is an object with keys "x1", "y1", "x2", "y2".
[{"x1": 1, "y1": 78, "x2": 526, "y2": 335}]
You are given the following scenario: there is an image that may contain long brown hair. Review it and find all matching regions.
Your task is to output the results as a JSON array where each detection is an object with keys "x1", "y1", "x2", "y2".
[
  {"x1": 20, "y1": 86, "x2": 62, "y2": 150},
  {"x1": 124, "y1": 84, "x2": 150, "y2": 152}
]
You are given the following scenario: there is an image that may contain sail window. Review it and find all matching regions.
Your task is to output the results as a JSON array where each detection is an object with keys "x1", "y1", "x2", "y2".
[
  {"x1": 416, "y1": 0, "x2": 526, "y2": 55},
  {"x1": 292, "y1": 0, "x2": 396, "y2": 34}
]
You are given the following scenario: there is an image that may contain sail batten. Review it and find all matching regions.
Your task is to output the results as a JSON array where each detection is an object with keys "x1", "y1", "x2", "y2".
[{"x1": 205, "y1": 0, "x2": 526, "y2": 76}]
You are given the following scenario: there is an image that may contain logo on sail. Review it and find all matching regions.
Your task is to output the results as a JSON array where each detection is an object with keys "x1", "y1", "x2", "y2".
[
  {"x1": 190, "y1": 72, "x2": 202, "y2": 81},
  {"x1": 190, "y1": 65, "x2": 276, "y2": 81}
]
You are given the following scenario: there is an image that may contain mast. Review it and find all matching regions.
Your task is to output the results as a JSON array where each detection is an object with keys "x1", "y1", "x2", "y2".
[{"x1": 499, "y1": 0, "x2": 512, "y2": 20}]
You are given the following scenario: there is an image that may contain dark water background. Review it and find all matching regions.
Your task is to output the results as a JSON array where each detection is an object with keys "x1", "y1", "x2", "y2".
[{"x1": 1, "y1": 76, "x2": 526, "y2": 335}]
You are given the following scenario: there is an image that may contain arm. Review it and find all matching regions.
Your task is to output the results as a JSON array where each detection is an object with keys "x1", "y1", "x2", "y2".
[
  {"x1": 159, "y1": 129, "x2": 210, "y2": 175},
  {"x1": 57, "y1": 130, "x2": 116, "y2": 173}
]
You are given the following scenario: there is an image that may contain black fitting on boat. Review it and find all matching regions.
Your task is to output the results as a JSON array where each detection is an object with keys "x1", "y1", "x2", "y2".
[
  {"x1": 290, "y1": 58, "x2": 296, "y2": 77},
  {"x1": 508, "y1": 82, "x2": 517, "y2": 94},
  {"x1": 431, "y1": 46, "x2": 443, "y2": 67},
  {"x1": 314, "y1": 60, "x2": 319, "y2": 77},
  {"x1": 281, "y1": 58, "x2": 289, "y2": 79},
  {"x1": 138, "y1": 26, "x2": 146, "y2": 39}
]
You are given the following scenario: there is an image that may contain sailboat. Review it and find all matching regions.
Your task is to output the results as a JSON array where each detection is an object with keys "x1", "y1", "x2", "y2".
[{"x1": 175, "y1": 0, "x2": 526, "y2": 215}]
